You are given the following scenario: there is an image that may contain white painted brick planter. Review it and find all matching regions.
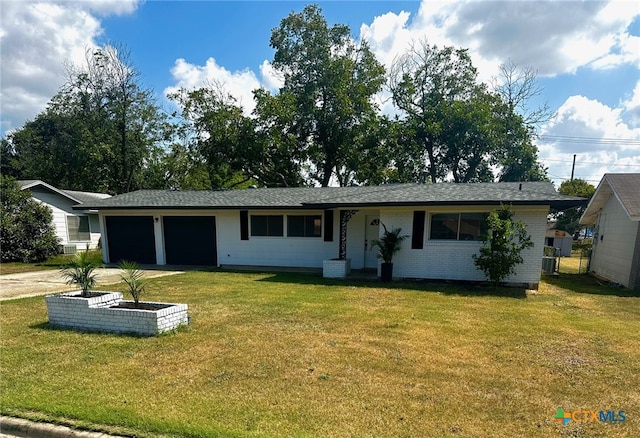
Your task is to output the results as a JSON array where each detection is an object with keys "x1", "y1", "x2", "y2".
[
  {"x1": 45, "y1": 291, "x2": 189, "y2": 336},
  {"x1": 323, "y1": 258, "x2": 351, "y2": 279}
]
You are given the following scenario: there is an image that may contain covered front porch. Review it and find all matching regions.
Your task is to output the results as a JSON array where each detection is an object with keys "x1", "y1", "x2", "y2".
[{"x1": 323, "y1": 209, "x2": 381, "y2": 278}]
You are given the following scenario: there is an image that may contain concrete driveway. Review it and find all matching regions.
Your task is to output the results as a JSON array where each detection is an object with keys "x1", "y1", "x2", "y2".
[{"x1": 0, "y1": 267, "x2": 185, "y2": 301}]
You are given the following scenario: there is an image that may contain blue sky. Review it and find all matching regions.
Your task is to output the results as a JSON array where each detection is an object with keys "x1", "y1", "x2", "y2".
[{"x1": 1, "y1": 1, "x2": 639, "y2": 187}]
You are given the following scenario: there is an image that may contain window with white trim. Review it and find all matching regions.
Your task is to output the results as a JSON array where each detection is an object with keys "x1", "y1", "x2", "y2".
[{"x1": 67, "y1": 215, "x2": 90, "y2": 241}]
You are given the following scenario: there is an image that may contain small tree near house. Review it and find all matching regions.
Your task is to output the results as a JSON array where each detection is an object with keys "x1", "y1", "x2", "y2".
[{"x1": 473, "y1": 205, "x2": 533, "y2": 288}]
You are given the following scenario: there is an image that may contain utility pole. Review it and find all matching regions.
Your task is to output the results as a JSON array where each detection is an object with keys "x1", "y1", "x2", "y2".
[{"x1": 570, "y1": 154, "x2": 576, "y2": 181}]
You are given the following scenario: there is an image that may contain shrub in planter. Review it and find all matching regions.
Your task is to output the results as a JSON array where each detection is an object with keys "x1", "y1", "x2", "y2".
[
  {"x1": 60, "y1": 250, "x2": 99, "y2": 297},
  {"x1": 118, "y1": 260, "x2": 147, "y2": 308},
  {"x1": 371, "y1": 223, "x2": 408, "y2": 282}
]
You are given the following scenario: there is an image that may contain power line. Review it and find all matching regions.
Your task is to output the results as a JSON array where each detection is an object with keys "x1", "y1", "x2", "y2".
[
  {"x1": 541, "y1": 158, "x2": 640, "y2": 167},
  {"x1": 539, "y1": 135, "x2": 640, "y2": 145}
]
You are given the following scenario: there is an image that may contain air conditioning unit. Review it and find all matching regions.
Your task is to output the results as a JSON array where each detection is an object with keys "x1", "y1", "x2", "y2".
[
  {"x1": 63, "y1": 244, "x2": 77, "y2": 255},
  {"x1": 542, "y1": 256, "x2": 556, "y2": 274}
]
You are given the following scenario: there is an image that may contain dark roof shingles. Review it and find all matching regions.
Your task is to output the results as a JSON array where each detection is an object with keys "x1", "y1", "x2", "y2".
[
  {"x1": 605, "y1": 174, "x2": 640, "y2": 218},
  {"x1": 78, "y1": 182, "x2": 585, "y2": 210}
]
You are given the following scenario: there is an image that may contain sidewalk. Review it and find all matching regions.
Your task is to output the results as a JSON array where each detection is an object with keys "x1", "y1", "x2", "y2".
[{"x1": 0, "y1": 416, "x2": 123, "y2": 438}]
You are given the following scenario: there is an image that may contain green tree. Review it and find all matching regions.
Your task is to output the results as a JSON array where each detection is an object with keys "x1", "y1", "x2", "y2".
[
  {"x1": 0, "y1": 138, "x2": 21, "y2": 178},
  {"x1": 0, "y1": 176, "x2": 60, "y2": 262},
  {"x1": 473, "y1": 205, "x2": 534, "y2": 288},
  {"x1": 554, "y1": 178, "x2": 596, "y2": 235},
  {"x1": 10, "y1": 45, "x2": 168, "y2": 194},
  {"x1": 491, "y1": 59, "x2": 550, "y2": 182},
  {"x1": 269, "y1": 4, "x2": 386, "y2": 186},
  {"x1": 169, "y1": 84, "x2": 256, "y2": 189},
  {"x1": 389, "y1": 40, "x2": 548, "y2": 183},
  {"x1": 249, "y1": 89, "x2": 306, "y2": 187},
  {"x1": 389, "y1": 40, "x2": 478, "y2": 183}
]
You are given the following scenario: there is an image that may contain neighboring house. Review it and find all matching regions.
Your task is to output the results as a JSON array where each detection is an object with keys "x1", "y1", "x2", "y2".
[
  {"x1": 580, "y1": 173, "x2": 640, "y2": 292},
  {"x1": 19, "y1": 180, "x2": 111, "y2": 252},
  {"x1": 545, "y1": 226, "x2": 573, "y2": 257},
  {"x1": 78, "y1": 182, "x2": 584, "y2": 288}
]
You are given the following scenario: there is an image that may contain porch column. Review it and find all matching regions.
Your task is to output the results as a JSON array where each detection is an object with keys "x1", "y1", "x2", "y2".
[{"x1": 339, "y1": 210, "x2": 358, "y2": 260}]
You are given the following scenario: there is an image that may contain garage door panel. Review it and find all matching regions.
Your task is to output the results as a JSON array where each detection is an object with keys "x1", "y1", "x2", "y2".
[
  {"x1": 163, "y1": 216, "x2": 217, "y2": 266},
  {"x1": 105, "y1": 216, "x2": 156, "y2": 264}
]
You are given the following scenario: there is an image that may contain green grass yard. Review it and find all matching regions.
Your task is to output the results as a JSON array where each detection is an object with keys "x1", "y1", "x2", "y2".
[{"x1": 1, "y1": 266, "x2": 638, "y2": 437}]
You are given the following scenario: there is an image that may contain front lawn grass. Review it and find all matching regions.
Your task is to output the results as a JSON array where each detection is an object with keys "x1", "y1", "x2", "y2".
[{"x1": 1, "y1": 270, "x2": 638, "y2": 437}]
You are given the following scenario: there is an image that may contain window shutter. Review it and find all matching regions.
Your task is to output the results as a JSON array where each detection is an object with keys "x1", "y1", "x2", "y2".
[
  {"x1": 411, "y1": 211, "x2": 425, "y2": 249},
  {"x1": 240, "y1": 210, "x2": 249, "y2": 240},
  {"x1": 324, "y1": 209, "x2": 334, "y2": 242}
]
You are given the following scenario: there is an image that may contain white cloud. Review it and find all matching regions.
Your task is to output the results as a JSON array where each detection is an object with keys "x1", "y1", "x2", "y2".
[
  {"x1": 164, "y1": 57, "x2": 265, "y2": 116},
  {"x1": 622, "y1": 80, "x2": 640, "y2": 126},
  {"x1": 259, "y1": 60, "x2": 283, "y2": 92},
  {"x1": 0, "y1": 1, "x2": 140, "y2": 133},
  {"x1": 538, "y1": 95, "x2": 640, "y2": 184},
  {"x1": 360, "y1": 0, "x2": 639, "y2": 82},
  {"x1": 356, "y1": 1, "x2": 640, "y2": 186}
]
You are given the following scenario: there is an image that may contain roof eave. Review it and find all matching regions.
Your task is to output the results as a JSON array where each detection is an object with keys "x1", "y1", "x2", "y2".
[{"x1": 21, "y1": 180, "x2": 84, "y2": 204}]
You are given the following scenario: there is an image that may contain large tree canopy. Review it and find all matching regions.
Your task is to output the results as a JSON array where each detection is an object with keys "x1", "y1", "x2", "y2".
[
  {"x1": 389, "y1": 40, "x2": 548, "y2": 184},
  {"x1": 9, "y1": 46, "x2": 168, "y2": 194},
  {"x1": 5, "y1": 7, "x2": 550, "y2": 191},
  {"x1": 268, "y1": 4, "x2": 386, "y2": 186}
]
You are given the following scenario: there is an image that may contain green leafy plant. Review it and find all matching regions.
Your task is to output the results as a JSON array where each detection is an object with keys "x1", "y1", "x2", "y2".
[
  {"x1": 60, "y1": 250, "x2": 98, "y2": 297},
  {"x1": 1, "y1": 176, "x2": 60, "y2": 263},
  {"x1": 473, "y1": 205, "x2": 534, "y2": 289},
  {"x1": 119, "y1": 260, "x2": 147, "y2": 307},
  {"x1": 371, "y1": 223, "x2": 409, "y2": 264}
]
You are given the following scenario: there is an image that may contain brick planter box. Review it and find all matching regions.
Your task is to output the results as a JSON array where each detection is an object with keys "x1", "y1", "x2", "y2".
[
  {"x1": 45, "y1": 291, "x2": 188, "y2": 336},
  {"x1": 323, "y1": 258, "x2": 351, "y2": 279}
]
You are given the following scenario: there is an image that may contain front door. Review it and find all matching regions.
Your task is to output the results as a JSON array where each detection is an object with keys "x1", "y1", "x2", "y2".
[{"x1": 364, "y1": 215, "x2": 380, "y2": 269}]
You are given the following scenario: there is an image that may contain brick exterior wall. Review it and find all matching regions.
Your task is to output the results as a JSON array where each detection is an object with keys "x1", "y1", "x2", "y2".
[
  {"x1": 323, "y1": 258, "x2": 351, "y2": 278},
  {"x1": 45, "y1": 292, "x2": 188, "y2": 336},
  {"x1": 379, "y1": 207, "x2": 547, "y2": 287}
]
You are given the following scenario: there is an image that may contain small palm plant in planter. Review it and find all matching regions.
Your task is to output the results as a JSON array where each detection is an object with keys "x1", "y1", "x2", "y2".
[
  {"x1": 118, "y1": 260, "x2": 147, "y2": 308},
  {"x1": 371, "y1": 223, "x2": 408, "y2": 282},
  {"x1": 60, "y1": 250, "x2": 99, "y2": 297}
]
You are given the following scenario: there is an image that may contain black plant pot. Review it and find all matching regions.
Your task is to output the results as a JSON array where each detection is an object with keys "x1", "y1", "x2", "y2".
[{"x1": 380, "y1": 262, "x2": 393, "y2": 282}]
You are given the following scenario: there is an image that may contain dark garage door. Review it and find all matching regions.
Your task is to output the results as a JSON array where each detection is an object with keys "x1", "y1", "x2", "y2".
[
  {"x1": 163, "y1": 216, "x2": 217, "y2": 266},
  {"x1": 105, "y1": 216, "x2": 156, "y2": 264}
]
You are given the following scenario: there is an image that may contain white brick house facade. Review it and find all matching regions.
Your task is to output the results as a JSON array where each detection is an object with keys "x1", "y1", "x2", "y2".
[{"x1": 80, "y1": 182, "x2": 584, "y2": 288}]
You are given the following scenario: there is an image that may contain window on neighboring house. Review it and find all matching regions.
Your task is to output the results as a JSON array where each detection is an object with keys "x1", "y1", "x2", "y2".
[
  {"x1": 430, "y1": 213, "x2": 488, "y2": 241},
  {"x1": 67, "y1": 215, "x2": 90, "y2": 241},
  {"x1": 250, "y1": 215, "x2": 284, "y2": 237},
  {"x1": 288, "y1": 215, "x2": 322, "y2": 237}
]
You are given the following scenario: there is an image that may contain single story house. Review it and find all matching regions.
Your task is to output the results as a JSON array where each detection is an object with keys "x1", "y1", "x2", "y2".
[
  {"x1": 580, "y1": 173, "x2": 640, "y2": 292},
  {"x1": 19, "y1": 180, "x2": 111, "y2": 252},
  {"x1": 77, "y1": 181, "x2": 584, "y2": 288}
]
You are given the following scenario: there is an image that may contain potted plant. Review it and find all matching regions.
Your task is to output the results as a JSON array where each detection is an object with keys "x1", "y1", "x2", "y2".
[
  {"x1": 371, "y1": 223, "x2": 408, "y2": 282},
  {"x1": 60, "y1": 249, "x2": 99, "y2": 297}
]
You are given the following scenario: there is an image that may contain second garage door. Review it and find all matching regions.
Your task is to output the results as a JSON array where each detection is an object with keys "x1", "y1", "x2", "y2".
[{"x1": 163, "y1": 216, "x2": 217, "y2": 266}]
